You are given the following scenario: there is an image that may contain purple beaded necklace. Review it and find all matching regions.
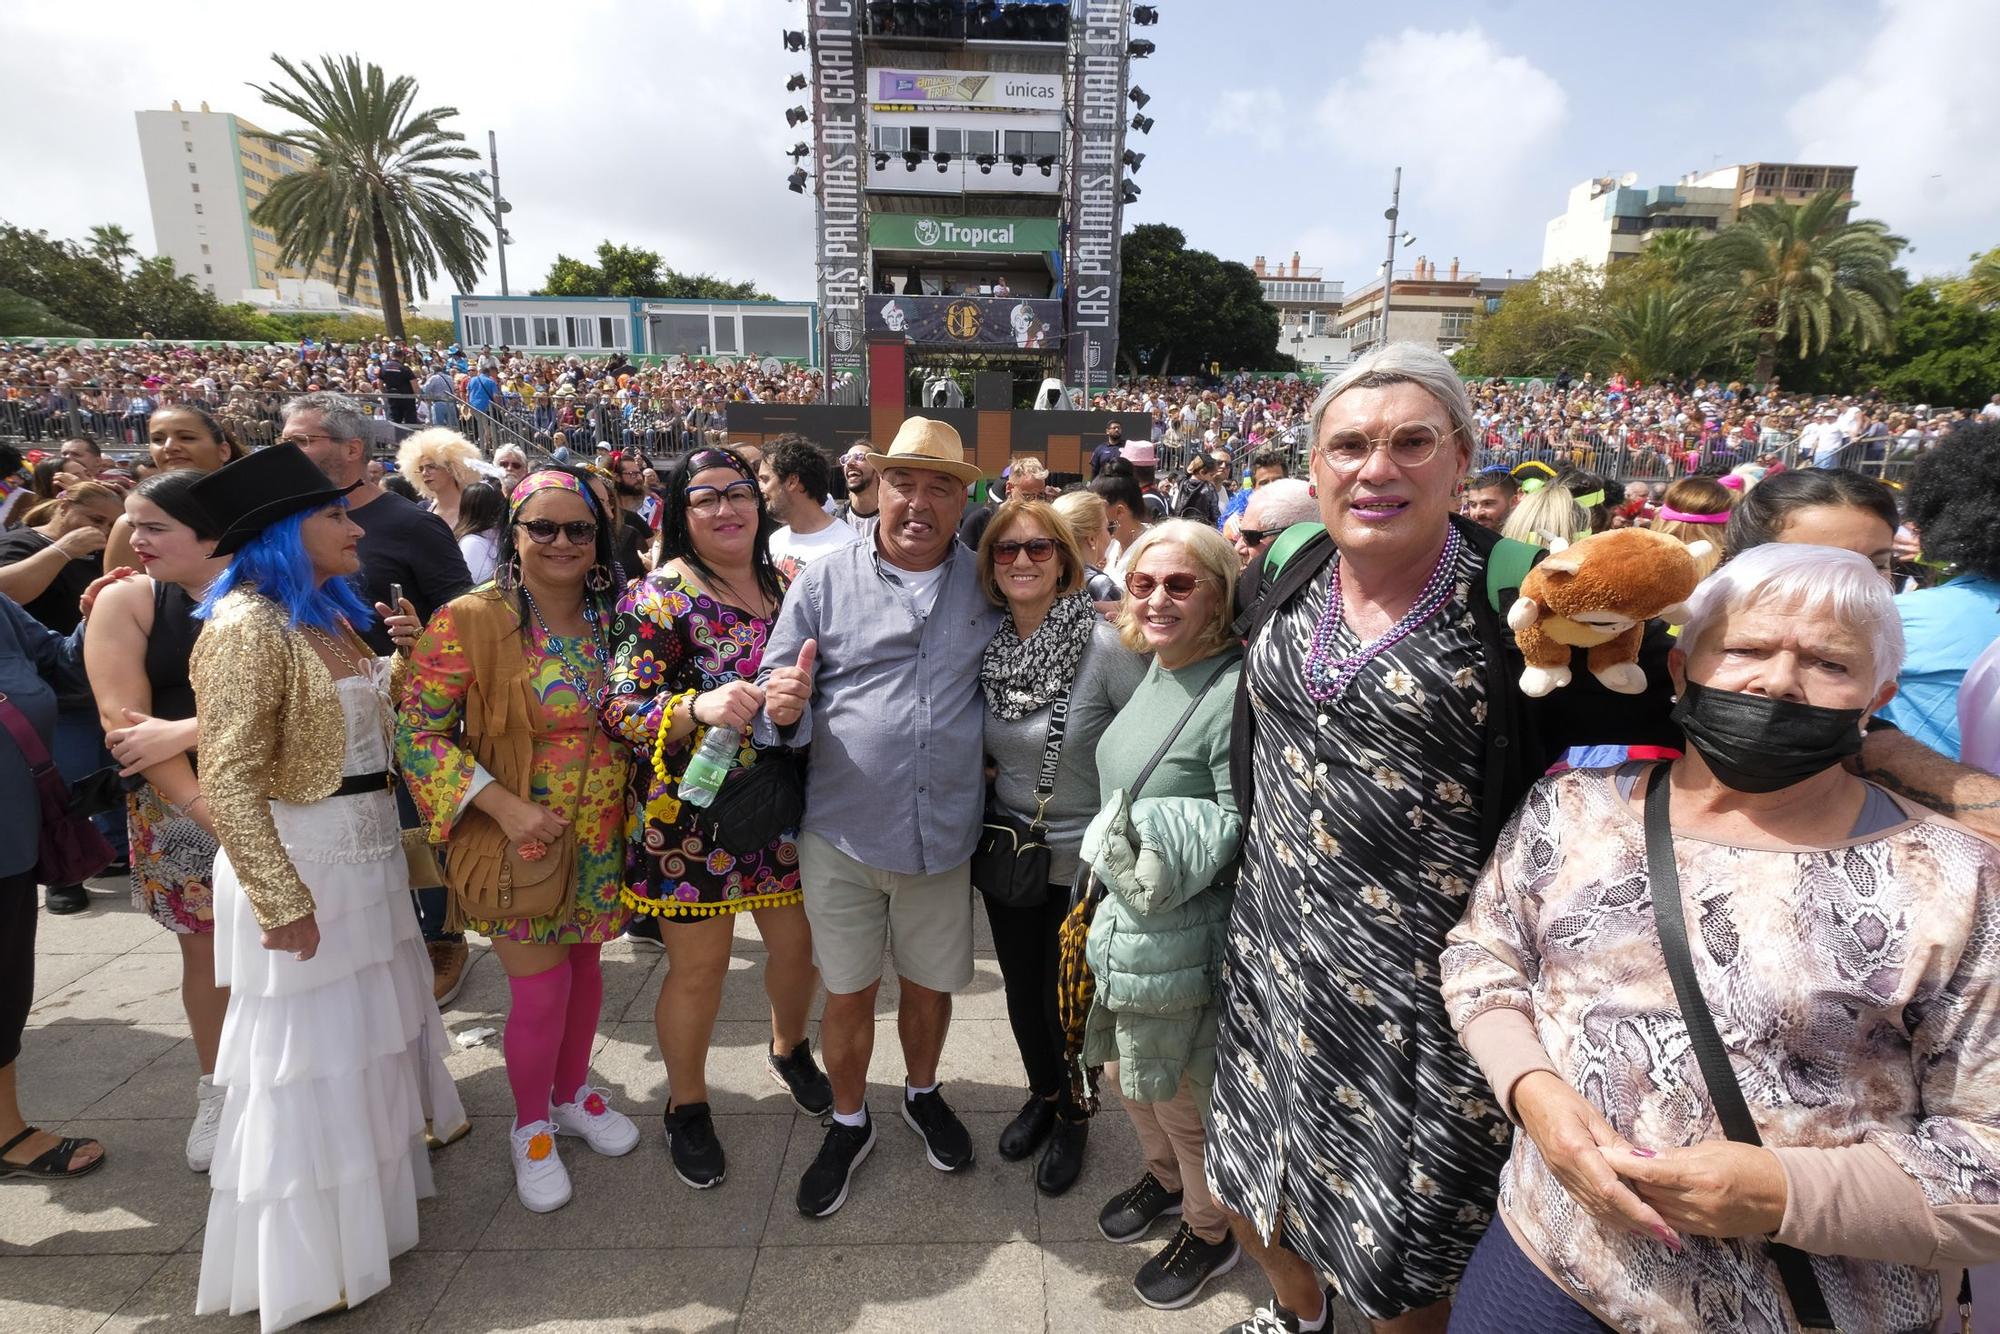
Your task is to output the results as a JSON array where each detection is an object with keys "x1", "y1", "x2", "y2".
[{"x1": 1303, "y1": 524, "x2": 1464, "y2": 704}]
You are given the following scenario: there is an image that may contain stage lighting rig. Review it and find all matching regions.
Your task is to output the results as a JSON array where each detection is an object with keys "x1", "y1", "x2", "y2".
[
  {"x1": 785, "y1": 106, "x2": 809, "y2": 127},
  {"x1": 786, "y1": 74, "x2": 808, "y2": 92},
  {"x1": 1132, "y1": 5, "x2": 1159, "y2": 23},
  {"x1": 976, "y1": 154, "x2": 997, "y2": 174},
  {"x1": 1130, "y1": 114, "x2": 1154, "y2": 134},
  {"x1": 903, "y1": 151, "x2": 922, "y2": 171},
  {"x1": 1007, "y1": 153, "x2": 1027, "y2": 176},
  {"x1": 1120, "y1": 181, "x2": 1141, "y2": 205},
  {"x1": 782, "y1": 30, "x2": 805, "y2": 51},
  {"x1": 788, "y1": 169, "x2": 808, "y2": 193},
  {"x1": 1128, "y1": 86, "x2": 1150, "y2": 109},
  {"x1": 1036, "y1": 156, "x2": 1055, "y2": 177},
  {"x1": 1127, "y1": 39, "x2": 1154, "y2": 57},
  {"x1": 873, "y1": 152, "x2": 890, "y2": 170},
  {"x1": 1122, "y1": 150, "x2": 1144, "y2": 173},
  {"x1": 788, "y1": 143, "x2": 811, "y2": 160}
]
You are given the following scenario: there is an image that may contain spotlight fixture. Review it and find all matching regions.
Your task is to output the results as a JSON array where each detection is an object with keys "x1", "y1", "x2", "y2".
[
  {"x1": 976, "y1": 153, "x2": 996, "y2": 175},
  {"x1": 1130, "y1": 113, "x2": 1154, "y2": 134},
  {"x1": 1122, "y1": 149, "x2": 1144, "y2": 173},
  {"x1": 1011, "y1": 160, "x2": 1025, "y2": 177},
  {"x1": 1120, "y1": 181, "x2": 1141, "y2": 205},
  {"x1": 903, "y1": 150, "x2": 921, "y2": 171},
  {"x1": 873, "y1": 152, "x2": 889, "y2": 170},
  {"x1": 782, "y1": 30, "x2": 805, "y2": 51},
  {"x1": 1128, "y1": 86, "x2": 1150, "y2": 109},
  {"x1": 787, "y1": 168, "x2": 808, "y2": 193},
  {"x1": 788, "y1": 142, "x2": 811, "y2": 160},
  {"x1": 1036, "y1": 155, "x2": 1055, "y2": 177},
  {"x1": 1132, "y1": 4, "x2": 1159, "y2": 23},
  {"x1": 786, "y1": 74, "x2": 808, "y2": 92},
  {"x1": 1127, "y1": 38, "x2": 1154, "y2": 57},
  {"x1": 785, "y1": 106, "x2": 809, "y2": 127}
]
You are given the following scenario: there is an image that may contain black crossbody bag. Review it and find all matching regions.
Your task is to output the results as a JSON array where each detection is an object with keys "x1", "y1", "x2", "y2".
[
  {"x1": 972, "y1": 687, "x2": 1070, "y2": 909},
  {"x1": 1644, "y1": 764, "x2": 1836, "y2": 1329}
]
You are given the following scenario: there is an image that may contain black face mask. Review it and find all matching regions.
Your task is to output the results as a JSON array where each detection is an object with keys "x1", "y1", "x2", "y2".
[{"x1": 1671, "y1": 680, "x2": 1866, "y2": 793}]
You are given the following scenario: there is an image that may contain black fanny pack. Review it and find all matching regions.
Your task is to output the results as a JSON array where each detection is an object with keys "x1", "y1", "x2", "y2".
[{"x1": 697, "y1": 748, "x2": 806, "y2": 858}]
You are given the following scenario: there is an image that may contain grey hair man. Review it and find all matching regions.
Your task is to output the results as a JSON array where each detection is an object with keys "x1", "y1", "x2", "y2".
[{"x1": 1232, "y1": 477, "x2": 1317, "y2": 569}]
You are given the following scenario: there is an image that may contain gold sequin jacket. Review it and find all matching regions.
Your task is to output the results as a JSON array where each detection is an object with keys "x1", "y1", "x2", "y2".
[{"x1": 190, "y1": 589, "x2": 405, "y2": 929}]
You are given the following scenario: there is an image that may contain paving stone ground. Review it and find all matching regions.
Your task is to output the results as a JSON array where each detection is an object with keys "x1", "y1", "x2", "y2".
[{"x1": 4, "y1": 880, "x2": 1370, "y2": 1333}]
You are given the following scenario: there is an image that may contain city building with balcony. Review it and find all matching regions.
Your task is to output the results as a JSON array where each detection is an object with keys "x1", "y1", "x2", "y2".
[
  {"x1": 1253, "y1": 252, "x2": 1349, "y2": 369},
  {"x1": 135, "y1": 101, "x2": 384, "y2": 315},
  {"x1": 1337, "y1": 258, "x2": 1522, "y2": 359},
  {"x1": 450, "y1": 295, "x2": 818, "y2": 363},
  {"x1": 1541, "y1": 162, "x2": 1858, "y2": 271}
]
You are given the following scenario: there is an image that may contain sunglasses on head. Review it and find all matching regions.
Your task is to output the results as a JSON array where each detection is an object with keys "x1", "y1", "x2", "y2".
[
  {"x1": 515, "y1": 518, "x2": 597, "y2": 546},
  {"x1": 1125, "y1": 570, "x2": 1208, "y2": 600},
  {"x1": 992, "y1": 538, "x2": 1056, "y2": 565}
]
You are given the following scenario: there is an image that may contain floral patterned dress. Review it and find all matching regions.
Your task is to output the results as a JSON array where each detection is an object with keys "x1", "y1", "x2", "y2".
[
  {"x1": 1206, "y1": 541, "x2": 1511, "y2": 1320},
  {"x1": 600, "y1": 569, "x2": 802, "y2": 921},
  {"x1": 396, "y1": 600, "x2": 630, "y2": 944}
]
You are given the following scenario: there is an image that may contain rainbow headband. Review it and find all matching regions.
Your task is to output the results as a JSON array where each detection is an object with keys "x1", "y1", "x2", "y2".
[
  {"x1": 688, "y1": 447, "x2": 754, "y2": 480},
  {"x1": 509, "y1": 468, "x2": 592, "y2": 518},
  {"x1": 1657, "y1": 505, "x2": 1729, "y2": 524}
]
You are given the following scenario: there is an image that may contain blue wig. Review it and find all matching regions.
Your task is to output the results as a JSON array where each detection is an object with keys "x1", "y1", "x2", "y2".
[{"x1": 195, "y1": 506, "x2": 377, "y2": 634}]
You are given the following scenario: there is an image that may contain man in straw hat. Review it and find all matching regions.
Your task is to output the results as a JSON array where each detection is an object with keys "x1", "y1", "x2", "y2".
[{"x1": 760, "y1": 416, "x2": 1001, "y2": 1218}]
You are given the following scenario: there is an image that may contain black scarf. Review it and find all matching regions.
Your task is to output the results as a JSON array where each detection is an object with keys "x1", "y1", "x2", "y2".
[{"x1": 980, "y1": 591, "x2": 1097, "y2": 721}]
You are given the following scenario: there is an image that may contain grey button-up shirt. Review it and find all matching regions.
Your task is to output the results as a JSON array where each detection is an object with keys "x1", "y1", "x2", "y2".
[{"x1": 759, "y1": 534, "x2": 1001, "y2": 876}]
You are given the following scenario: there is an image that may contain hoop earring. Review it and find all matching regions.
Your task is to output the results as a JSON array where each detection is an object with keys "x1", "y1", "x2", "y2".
[
  {"x1": 502, "y1": 554, "x2": 522, "y2": 588},
  {"x1": 586, "y1": 563, "x2": 612, "y2": 593}
]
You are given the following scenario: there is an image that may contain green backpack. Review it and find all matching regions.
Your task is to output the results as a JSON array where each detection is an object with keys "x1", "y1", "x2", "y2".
[{"x1": 1260, "y1": 522, "x2": 1539, "y2": 613}]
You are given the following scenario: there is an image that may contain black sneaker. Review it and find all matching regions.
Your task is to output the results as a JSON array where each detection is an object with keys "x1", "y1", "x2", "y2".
[
  {"x1": 1098, "y1": 1170, "x2": 1184, "y2": 1242},
  {"x1": 766, "y1": 1039, "x2": 834, "y2": 1115},
  {"x1": 1222, "y1": 1293, "x2": 1322, "y2": 1333},
  {"x1": 1133, "y1": 1221, "x2": 1240, "y2": 1311},
  {"x1": 622, "y1": 915, "x2": 663, "y2": 950},
  {"x1": 997, "y1": 1092, "x2": 1057, "y2": 1161},
  {"x1": 1034, "y1": 1112, "x2": 1088, "y2": 1197},
  {"x1": 663, "y1": 1101, "x2": 726, "y2": 1190},
  {"x1": 796, "y1": 1113, "x2": 875, "y2": 1217},
  {"x1": 900, "y1": 1086, "x2": 973, "y2": 1172},
  {"x1": 43, "y1": 884, "x2": 88, "y2": 915}
]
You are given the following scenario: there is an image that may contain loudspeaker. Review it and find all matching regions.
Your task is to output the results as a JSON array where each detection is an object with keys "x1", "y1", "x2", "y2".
[{"x1": 974, "y1": 372, "x2": 1011, "y2": 410}]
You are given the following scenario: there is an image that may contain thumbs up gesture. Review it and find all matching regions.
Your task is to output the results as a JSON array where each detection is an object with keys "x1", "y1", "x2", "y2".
[{"x1": 763, "y1": 638, "x2": 817, "y2": 728}]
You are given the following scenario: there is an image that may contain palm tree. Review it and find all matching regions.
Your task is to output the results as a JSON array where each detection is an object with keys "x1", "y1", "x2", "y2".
[
  {"x1": 1642, "y1": 227, "x2": 1708, "y2": 283},
  {"x1": 1579, "y1": 288, "x2": 1726, "y2": 382},
  {"x1": 247, "y1": 54, "x2": 489, "y2": 339},
  {"x1": 86, "y1": 224, "x2": 137, "y2": 275},
  {"x1": 1960, "y1": 246, "x2": 2000, "y2": 308},
  {"x1": 1699, "y1": 189, "x2": 1905, "y2": 385}
]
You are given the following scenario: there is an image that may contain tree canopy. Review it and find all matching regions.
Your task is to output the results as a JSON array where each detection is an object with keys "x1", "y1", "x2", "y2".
[
  {"x1": 1117, "y1": 223, "x2": 1286, "y2": 375},
  {"x1": 539, "y1": 241, "x2": 770, "y2": 301}
]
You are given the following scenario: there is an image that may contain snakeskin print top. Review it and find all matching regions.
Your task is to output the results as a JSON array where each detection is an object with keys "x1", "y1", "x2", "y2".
[{"x1": 1441, "y1": 766, "x2": 2000, "y2": 1333}]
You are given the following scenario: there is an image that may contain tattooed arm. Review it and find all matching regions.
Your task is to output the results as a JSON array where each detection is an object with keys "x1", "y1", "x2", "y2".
[{"x1": 1859, "y1": 727, "x2": 2000, "y2": 839}]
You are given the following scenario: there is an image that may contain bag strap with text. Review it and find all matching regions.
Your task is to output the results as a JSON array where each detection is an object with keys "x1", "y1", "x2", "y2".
[
  {"x1": 1027, "y1": 686, "x2": 1072, "y2": 834},
  {"x1": 1644, "y1": 764, "x2": 1834, "y2": 1329}
]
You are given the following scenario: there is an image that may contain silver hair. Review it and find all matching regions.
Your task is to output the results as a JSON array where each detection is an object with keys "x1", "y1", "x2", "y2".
[
  {"x1": 494, "y1": 443, "x2": 528, "y2": 467},
  {"x1": 1245, "y1": 478, "x2": 1318, "y2": 530},
  {"x1": 1307, "y1": 343, "x2": 1478, "y2": 458},
  {"x1": 1678, "y1": 542, "x2": 1904, "y2": 690},
  {"x1": 282, "y1": 390, "x2": 365, "y2": 443}
]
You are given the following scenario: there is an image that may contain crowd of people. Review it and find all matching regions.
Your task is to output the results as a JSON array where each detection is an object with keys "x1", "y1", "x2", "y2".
[{"x1": 4, "y1": 343, "x2": 2000, "y2": 1334}]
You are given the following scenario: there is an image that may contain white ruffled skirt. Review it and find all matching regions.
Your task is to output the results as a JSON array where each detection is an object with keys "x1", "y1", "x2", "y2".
[{"x1": 195, "y1": 780, "x2": 465, "y2": 1333}]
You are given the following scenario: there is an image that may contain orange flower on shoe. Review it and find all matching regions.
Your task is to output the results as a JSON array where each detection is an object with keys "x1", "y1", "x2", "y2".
[{"x1": 527, "y1": 1130, "x2": 555, "y2": 1161}]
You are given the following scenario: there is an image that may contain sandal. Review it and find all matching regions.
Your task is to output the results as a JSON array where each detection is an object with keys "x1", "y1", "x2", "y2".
[{"x1": 0, "y1": 1126, "x2": 106, "y2": 1180}]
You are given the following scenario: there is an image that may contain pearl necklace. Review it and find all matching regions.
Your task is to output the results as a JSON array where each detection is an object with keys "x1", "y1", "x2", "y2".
[{"x1": 1303, "y1": 525, "x2": 1464, "y2": 705}]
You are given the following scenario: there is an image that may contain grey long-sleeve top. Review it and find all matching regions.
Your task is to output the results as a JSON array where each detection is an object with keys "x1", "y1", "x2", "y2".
[{"x1": 983, "y1": 621, "x2": 1146, "y2": 887}]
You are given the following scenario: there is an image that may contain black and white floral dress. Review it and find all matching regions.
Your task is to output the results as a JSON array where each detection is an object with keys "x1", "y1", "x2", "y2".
[{"x1": 1206, "y1": 540, "x2": 1512, "y2": 1320}]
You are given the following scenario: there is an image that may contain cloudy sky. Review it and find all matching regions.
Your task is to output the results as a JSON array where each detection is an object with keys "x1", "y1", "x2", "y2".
[{"x1": 2, "y1": 0, "x2": 1992, "y2": 308}]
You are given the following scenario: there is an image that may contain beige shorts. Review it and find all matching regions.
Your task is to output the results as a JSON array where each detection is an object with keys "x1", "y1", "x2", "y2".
[{"x1": 796, "y1": 830, "x2": 975, "y2": 996}]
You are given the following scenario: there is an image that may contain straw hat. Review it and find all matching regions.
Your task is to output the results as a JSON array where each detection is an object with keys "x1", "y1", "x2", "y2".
[{"x1": 867, "y1": 416, "x2": 982, "y2": 485}]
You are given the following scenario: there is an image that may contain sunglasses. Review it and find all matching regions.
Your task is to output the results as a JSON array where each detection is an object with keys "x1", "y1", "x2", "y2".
[
  {"x1": 992, "y1": 538, "x2": 1057, "y2": 565},
  {"x1": 1125, "y1": 571, "x2": 1209, "y2": 600},
  {"x1": 1238, "y1": 527, "x2": 1272, "y2": 546},
  {"x1": 516, "y1": 518, "x2": 597, "y2": 546}
]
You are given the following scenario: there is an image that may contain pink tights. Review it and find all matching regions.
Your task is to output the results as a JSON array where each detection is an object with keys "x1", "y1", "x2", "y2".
[{"x1": 503, "y1": 944, "x2": 605, "y2": 1128}]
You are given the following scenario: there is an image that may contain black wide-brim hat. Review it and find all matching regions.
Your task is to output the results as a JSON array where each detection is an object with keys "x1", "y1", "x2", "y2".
[{"x1": 191, "y1": 443, "x2": 361, "y2": 556}]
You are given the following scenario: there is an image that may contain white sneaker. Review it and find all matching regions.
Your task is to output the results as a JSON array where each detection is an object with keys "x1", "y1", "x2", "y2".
[
  {"x1": 509, "y1": 1119, "x2": 572, "y2": 1213},
  {"x1": 186, "y1": 1074, "x2": 225, "y2": 1172},
  {"x1": 552, "y1": 1084, "x2": 640, "y2": 1157}
]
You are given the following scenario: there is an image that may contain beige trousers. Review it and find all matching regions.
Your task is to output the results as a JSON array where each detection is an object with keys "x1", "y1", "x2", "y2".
[{"x1": 1113, "y1": 1066, "x2": 1225, "y2": 1242}]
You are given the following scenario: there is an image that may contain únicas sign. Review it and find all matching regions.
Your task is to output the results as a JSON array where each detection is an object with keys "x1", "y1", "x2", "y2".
[{"x1": 870, "y1": 214, "x2": 1061, "y2": 254}]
